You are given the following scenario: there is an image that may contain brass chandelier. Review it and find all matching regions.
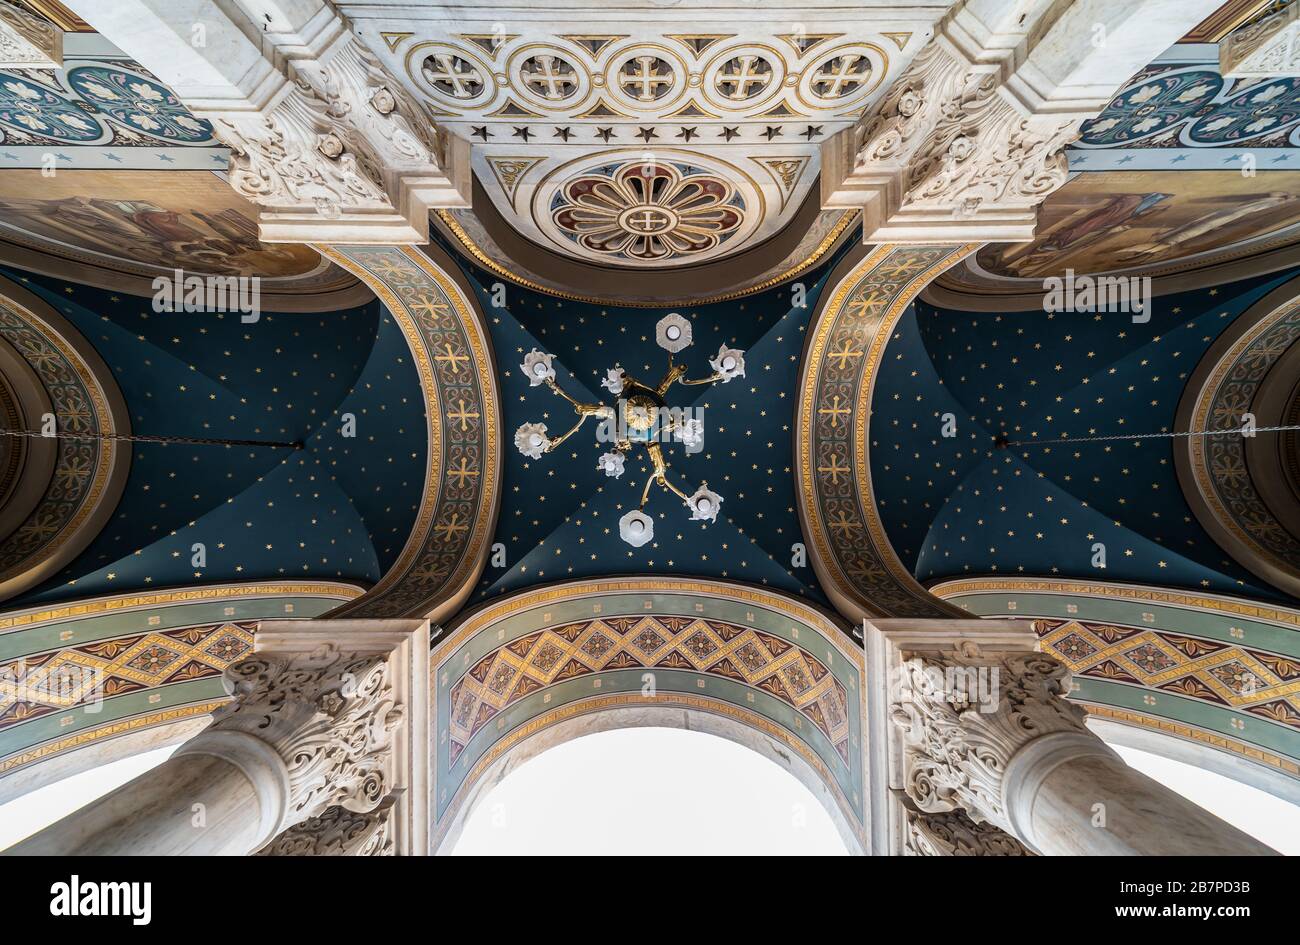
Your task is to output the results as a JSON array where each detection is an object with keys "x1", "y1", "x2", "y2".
[{"x1": 514, "y1": 313, "x2": 746, "y2": 546}]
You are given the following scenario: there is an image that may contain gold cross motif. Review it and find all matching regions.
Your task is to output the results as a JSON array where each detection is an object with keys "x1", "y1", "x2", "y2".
[
  {"x1": 435, "y1": 342, "x2": 469, "y2": 372},
  {"x1": 817, "y1": 454, "x2": 849, "y2": 484},
  {"x1": 375, "y1": 258, "x2": 412, "y2": 280},
  {"x1": 818, "y1": 395, "x2": 850, "y2": 428},
  {"x1": 828, "y1": 341, "x2": 862, "y2": 370},
  {"x1": 828, "y1": 511, "x2": 859, "y2": 536},
  {"x1": 409, "y1": 293, "x2": 449, "y2": 320},
  {"x1": 448, "y1": 457, "x2": 479, "y2": 487},
  {"x1": 447, "y1": 399, "x2": 480, "y2": 431},
  {"x1": 434, "y1": 514, "x2": 468, "y2": 542}
]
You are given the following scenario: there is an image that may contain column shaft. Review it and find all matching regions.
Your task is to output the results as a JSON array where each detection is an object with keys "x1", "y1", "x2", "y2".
[
  {"x1": 1021, "y1": 751, "x2": 1275, "y2": 856},
  {"x1": 8, "y1": 753, "x2": 269, "y2": 855}
]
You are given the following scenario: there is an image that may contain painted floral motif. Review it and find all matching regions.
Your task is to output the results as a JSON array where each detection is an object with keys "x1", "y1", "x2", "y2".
[
  {"x1": 0, "y1": 74, "x2": 103, "y2": 142},
  {"x1": 0, "y1": 62, "x2": 216, "y2": 148},
  {"x1": 67, "y1": 66, "x2": 212, "y2": 143},
  {"x1": 551, "y1": 160, "x2": 744, "y2": 263},
  {"x1": 1078, "y1": 65, "x2": 1300, "y2": 149}
]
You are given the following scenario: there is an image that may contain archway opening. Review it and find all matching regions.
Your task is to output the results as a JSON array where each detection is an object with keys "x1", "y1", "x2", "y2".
[{"x1": 450, "y1": 728, "x2": 850, "y2": 855}]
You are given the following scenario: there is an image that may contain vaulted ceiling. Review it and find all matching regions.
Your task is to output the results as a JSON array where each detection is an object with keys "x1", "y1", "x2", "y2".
[{"x1": 1, "y1": 0, "x2": 1300, "y2": 807}]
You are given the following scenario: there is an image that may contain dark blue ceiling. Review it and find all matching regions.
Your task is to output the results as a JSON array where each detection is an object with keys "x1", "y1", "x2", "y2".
[
  {"x1": 432, "y1": 229, "x2": 854, "y2": 605},
  {"x1": 872, "y1": 267, "x2": 1300, "y2": 602},
  {"x1": 4, "y1": 266, "x2": 426, "y2": 603}
]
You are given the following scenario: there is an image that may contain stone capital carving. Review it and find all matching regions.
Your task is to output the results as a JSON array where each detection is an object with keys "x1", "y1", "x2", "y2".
[
  {"x1": 823, "y1": 33, "x2": 1075, "y2": 243},
  {"x1": 0, "y1": 0, "x2": 61, "y2": 68},
  {"x1": 65, "y1": 0, "x2": 468, "y2": 243},
  {"x1": 1221, "y1": 3, "x2": 1300, "y2": 78},
  {"x1": 888, "y1": 644, "x2": 1089, "y2": 831},
  {"x1": 201, "y1": 618, "x2": 430, "y2": 853},
  {"x1": 209, "y1": 21, "x2": 469, "y2": 243},
  {"x1": 823, "y1": 0, "x2": 1222, "y2": 243},
  {"x1": 212, "y1": 644, "x2": 401, "y2": 822},
  {"x1": 257, "y1": 798, "x2": 396, "y2": 856},
  {"x1": 902, "y1": 802, "x2": 1033, "y2": 856},
  {"x1": 863, "y1": 618, "x2": 1093, "y2": 850}
]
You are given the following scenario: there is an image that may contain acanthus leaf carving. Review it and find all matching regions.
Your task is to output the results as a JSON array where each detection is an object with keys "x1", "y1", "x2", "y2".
[
  {"x1": 0, "y1": 0, "x2": 60, "y2": 69},
  {"x1": 888, "y1": 646, "x2": 1088, "y2": 832},
  {"x1": 257, "y1": 797, "x2": 396, "y2": 856},
  {"x1": 903, "y1": 804, "x2": 1034, "y2": 856},
  {"x1": 212, "y1": 641, "x2": 404, "y2": 825},
  {"x1": 192, "y1": 11, "x2": 467, "y2": 242}
]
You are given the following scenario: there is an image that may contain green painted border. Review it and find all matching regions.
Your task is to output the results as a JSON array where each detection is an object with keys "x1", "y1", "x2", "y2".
[
  {"x1": 0, "y1": 589, "x2": 350, "y2": 769},
  {"x1": 944, "y1": 587, "x2": 1300, "y2": 767},
  {"x1": 435, "y1": 588, "x2": 864, "y2": 822}
]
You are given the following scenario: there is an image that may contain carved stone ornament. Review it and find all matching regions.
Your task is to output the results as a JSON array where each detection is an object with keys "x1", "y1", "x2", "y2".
[
  {"x1": 0, "y1": 0, "x2": 61, "y2": 68},
  {"x1": 211, "y1": 641, "x2": 404, "y2": 824},
  {"x1": 205, "y1": 14, "x2": 468, "y2": 243},
  {"x1": 258, "y1": 798, "x2": 396, "y2": 856},
  {"x1": 1221, "y1": 3, "x2": 1300, "y2": 78},
  {"x1": 888, "y1": 644, "x2": 1089, "y2": 832},
  {"x1": 823, "y1": 38, "x2": 1076, "y2": 242},
  {"x1": 903, "y1": 805, "x2": 1034, "y2": 856}
]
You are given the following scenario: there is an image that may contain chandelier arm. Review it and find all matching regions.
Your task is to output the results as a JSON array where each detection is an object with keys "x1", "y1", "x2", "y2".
[
  {"x1": 655, "y1": 363, "x2": 687, "y2": 396},
  {"x1": 659, "y1": 472, "x2": 692, "y2": 504},
  {"x1": 544, "y1": 377, "x2": 591, "y2": 410},
  {"x1": 546, "y1": 411, "x2": 598, "y2": 451},
  {"x1": 639, "y1": 471, "x2": 657, "y2": 509},
  {"x1": 678, "y1": 372, "x2": 724, "y2": 387}
]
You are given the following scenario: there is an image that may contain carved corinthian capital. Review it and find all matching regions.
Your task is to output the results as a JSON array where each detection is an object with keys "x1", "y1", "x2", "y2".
[
  {"x1": 258, "y1": 799, "x2": 396, "y2": 856},
  {"x1": 889, "y1": 646, "x2": 1089, "y2": 832},
  {"x1": 210, "y1": 25, "x2": 469, "y2": 244},
  {"x1": 213, "y1": 645, "x2": 401, "y2": 821},
  {"x1": 1221, "y1": 3, "x2": 1300, "y2": 78},
  {"x1": 902, "y1": 804, "x2": 1033, "y2": 856},
  {"x1": 824, "y1": 0, "x2": 1224, "y2": 243},
  {"x1": 197, "y1": 618, "x2": 430, "y2": 853},
  {"x1": 61, "y1": 0, "x2": 468, "y2": 243},
  {"x1": 0, "y1": 0, "x2": 61, "y2": 68}
]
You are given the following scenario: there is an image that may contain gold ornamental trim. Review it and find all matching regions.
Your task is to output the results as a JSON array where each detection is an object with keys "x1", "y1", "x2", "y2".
[
  {"x1": 435, "y1": 208, "x2": 859, "y2": 308},
  {"x1": 0, "y1": 581, "x2": 363, "y2": 632},
  {"x1": 312, "y1": 245, "x2": 498, "y2": 618}
]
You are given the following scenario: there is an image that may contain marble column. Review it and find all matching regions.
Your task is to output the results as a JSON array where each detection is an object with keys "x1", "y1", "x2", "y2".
[
  {"x1": 865, "y1": 619, "x2": 1279, "y2": 856},
  {"x1": 8, "y1": 619, "x2": 429, "y2": 856}
]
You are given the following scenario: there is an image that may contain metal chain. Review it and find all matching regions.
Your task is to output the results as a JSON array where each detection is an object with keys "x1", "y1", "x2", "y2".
[
  {"x1": 1002, "y1": 424, "x2": 1300, "y2": 449},
  {"x1": 0, "y1": 428, "x2": 303, "y2": 450}
]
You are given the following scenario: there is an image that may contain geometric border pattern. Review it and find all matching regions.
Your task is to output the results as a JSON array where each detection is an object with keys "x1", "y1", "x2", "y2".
[
  {"x1": 315, "y1": 245, "x2": 500, "y2": 620},
  {"x1": 0, "y1": 581, "x2": 360, "y2": 783},
  {"x1": 1176, "y1": 275, "x2": 1300, "y2": 596},
  {"x1": 0, "y1": 619, "x2": 254, "y2": 730},
  {"x1": 796, "y1": 243, "x2": 977, "y2": 620},
  {"x1": 933, "y1": 576, "x2": 1300, "y2": 779},
  {"x1": 432, "y1": 577, "x2": 866, "y2": 847},
  {"x1": 448, "y1": 613, "x2": 853, "y2": 765}
]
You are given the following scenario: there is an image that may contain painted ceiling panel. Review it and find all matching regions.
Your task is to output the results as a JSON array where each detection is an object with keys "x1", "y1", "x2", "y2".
[
  {"x1": 432, "y1": 228, "x2": 853, "y2": 604},
  {"x1": 2, "y1": 267, "x2": 425, "y2": 603},
  {"x1": 873, "y1": 266, "x2": 1300, "y2": 601}
]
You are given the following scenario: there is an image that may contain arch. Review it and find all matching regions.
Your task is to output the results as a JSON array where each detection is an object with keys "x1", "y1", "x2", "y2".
[
  {"x1": 0, "y1": 274, "x2": 132, "y2": 602},
  {"x1": 0, "y1": 582, "x2": 361, "y2": 794},
  {"x1": 931, "y1": 576, "x2": 1300, "y2": 795},
  {"x1": 1174, "y1": 271, "x2": 1300, "y2": 597},
  {"x1": 430, "y1": 577, "x2": 868, "y2": 853},
  {"x1": 794, "y1": 242, "x2": 976, "y2": 620},
  {"x1": 314, "y1": 241, "x2": 502, "y2": 622}
]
